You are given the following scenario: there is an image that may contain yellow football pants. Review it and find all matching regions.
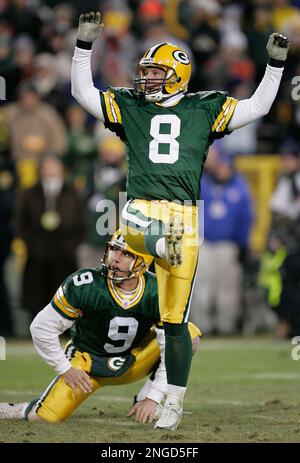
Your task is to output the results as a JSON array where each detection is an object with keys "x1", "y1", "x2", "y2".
[
  {"x1": 121, "y1": 199, "x2": 199, "y2": 324},
  {"x1": 35, "y1": 323, "x2": 200, "y2": 423}
]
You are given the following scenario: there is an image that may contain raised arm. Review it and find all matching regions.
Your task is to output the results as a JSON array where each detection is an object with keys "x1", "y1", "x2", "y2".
[
  {"x1": 228, "y1": 33, "x2": 290, "y2": 131},
  {"x1": 71, "y1": 12, "x2": 105, "y2": 120}
]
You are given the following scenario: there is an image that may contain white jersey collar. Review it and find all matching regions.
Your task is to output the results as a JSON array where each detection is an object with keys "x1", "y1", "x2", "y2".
[{"x1": 155, "y1": 92, "x2": 185, "y2": 108}]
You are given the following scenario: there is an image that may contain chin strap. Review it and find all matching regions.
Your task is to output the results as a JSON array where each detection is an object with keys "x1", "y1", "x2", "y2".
[{"x1": 155, "y1": 92, "x2": 185, "y2": 107}]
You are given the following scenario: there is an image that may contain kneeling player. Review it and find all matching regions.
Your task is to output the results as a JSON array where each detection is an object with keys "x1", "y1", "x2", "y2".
[{"x1": 0, "y1": 231, "x2": 200, "y2": 426}]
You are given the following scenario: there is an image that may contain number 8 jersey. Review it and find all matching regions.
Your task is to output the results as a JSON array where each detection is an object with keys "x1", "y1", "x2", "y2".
[
  {"x1": 100, "y1": 88, "x2": 237, "y2": 203},
  {"x1": 51, "y1": 268, "x2": 161, "y2": 357}
]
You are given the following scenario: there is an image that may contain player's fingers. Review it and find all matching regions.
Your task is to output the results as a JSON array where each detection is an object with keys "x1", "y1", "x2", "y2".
[
  {"x1": 79, "y1": 14, "x2": 84, "y2": 24},
  {"x1": 147, "y1": 413, "x2": 154, "y2": 423},
  {"x1": 142, "y1": 413, "x2": 149, "y2": 424},
  {"x1": 136, "y1": 409, "x2": 148, "y2": 423},
  {"x1": 134, "y1": 408, "x2": 141, "y2": 421},
  {"x1": 84, "y1": 13, "x2": 90, "y2": 22},
  {"x1": 80, "y1": 371, "x2": 93, "y2": 388},
  {"x1": 134, "y1": 407, "x2": 143, "y2": 422},
  {"x1": 66, "y1": 381, "x2": 78, "y2": 396},
  {"x1": 78, "y1": 376, "x2": 92, "y2": 393},
  {"x1": 89, "y1": 11, "x2": 95, "y2": 22},
  {"x1": 127, "y1": 406, "x2": 136, "y2": 417},
  {"x1": 95, "y1": 12, "x2": 101, "y2": 25},
  {"x1": 77, "y1": 381, "x2": 90, "y2": 394}
]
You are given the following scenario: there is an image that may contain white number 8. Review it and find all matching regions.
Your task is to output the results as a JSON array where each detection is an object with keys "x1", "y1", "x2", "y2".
[
  {"x1": 73, "y1": 271, "x2": 93, "y2": 286},
  {"x1": 149, "y1": 114, "x2": 181, "y2": 164}
]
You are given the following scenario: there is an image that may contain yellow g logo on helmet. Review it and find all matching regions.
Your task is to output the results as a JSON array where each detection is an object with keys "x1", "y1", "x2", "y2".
[{"x1": 172, "y1": 49, "x2": 190, "y2": 65}]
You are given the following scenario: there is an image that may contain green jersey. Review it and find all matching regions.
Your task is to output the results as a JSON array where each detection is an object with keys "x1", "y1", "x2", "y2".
[
  {"x1": 51, "y1": 268, "x2": 160, "y2": 358},
  {"x1": 100, "y1": 88, "x2": 237, "y2": 203}
]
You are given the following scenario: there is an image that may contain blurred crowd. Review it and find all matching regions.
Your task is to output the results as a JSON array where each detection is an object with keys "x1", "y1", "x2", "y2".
[{"x1": 1, "y1": 0, "x2": 300, "y2": 338}]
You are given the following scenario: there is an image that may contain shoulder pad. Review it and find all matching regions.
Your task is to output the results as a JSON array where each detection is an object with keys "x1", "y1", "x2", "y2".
[
  {"x1": 186, "y1": 90, "x2": 227, "y2": 101},
  {"x1": 108, "y1": 87, "x2": 135, "y2": 98}
]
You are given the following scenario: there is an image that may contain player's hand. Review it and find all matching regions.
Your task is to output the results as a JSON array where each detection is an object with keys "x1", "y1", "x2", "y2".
[
  {"x1": 127, "y1": 398, "x2": 159, "y2": 423},
  {"x1": 266, "y1": 33, "x2": 290, "y2": 62},
  {"x1": 77, "y1": 11, "x2": 104, "y2": 43},
  {"x1": 62, "y1": 367, "x2": 93, "y2": 395}
]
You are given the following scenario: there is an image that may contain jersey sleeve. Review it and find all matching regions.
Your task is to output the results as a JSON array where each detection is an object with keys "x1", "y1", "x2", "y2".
[
  {"x1": 209, "y1": 92, "x2": 238, "y2": 139},
  {"x1": 51, "y1": 273, "x2": 83, "y2": 321},
  {"x1": 99, "y1": 88, "x2": 126, "y2": 141}
]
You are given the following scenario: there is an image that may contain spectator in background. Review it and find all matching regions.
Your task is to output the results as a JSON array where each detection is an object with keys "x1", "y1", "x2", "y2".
[
  {"x1": 190, "y1": 144, "x2": 253, "y2": 335},
  {"x1": 4, "y1": 81, "x2": 67, "y2": 188},
  {"x1": 277, "y1": 224, "x2": 300, "y2": 338},
  {"x1": 0, "y1": 35, "x2": 19, "y2": 102},
  {"x1": 64, "y1": 104, "x2": 97, "y2": 195},
  {"x1": 272, "y1": 0, "x2": 300, "y2": 32},
  {"x1": 244, "y1": 4, "x2": 274, "y2": 82},
  {"x1": 261, "y1": 142, "x2": 300, "y2": 338},
  {"x1": 0, "y1": 109, "x2": 15, "y2": 337},
  {"x1": 137, "y1": 0, "x2": 193, "y2": 64},
  {"x1": 220, "y1": 80, "x2": 259, "y2": 155},
  {"x1": 163, "y1": 0, "x2": 190, "y2": 42},
  {"x1": 14, "y1": 155, "x2": 86, "y2": 321},
  {"x1": 204, "y1": 28, "x2": 255, "y2": 91},
  {"x1": 14, "y1": 35, "x2": 36, "y2": 83},
  {"x1": 32, "y1": 53, "x2": 70, "y2": 115},
  {"x1": 270, "y1": 143, "x2": 300, "y2": 221},
  {"x1": 53, "y1": 2, "x2": 76, "y2": 35},
  {"x1": 2, "y1": 0, "x2": 42, "y2": 42},
  {"x1": 81, "y1": 134, "x2": 126, "y2": 268},
  {"x1": 47, "y1": 31, "x2": 72, "y2": 85},
  {"x1": 188, "y1": 0, "x2": 222, "y2": 91},
  {"x1": 93, "y1": 9, "x2": 136, "y2": 88},
  {"x1": 258, "y1": 226, "x2": 288, "y2": 337}
]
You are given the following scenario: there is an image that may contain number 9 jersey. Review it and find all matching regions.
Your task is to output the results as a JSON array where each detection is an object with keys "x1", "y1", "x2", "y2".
[
  {"x1": 100, "y1": 88, "x2": 237, "y2": 203},
  {"x1": 51, "y1": 267, "x2": 161, "y2": 358}
]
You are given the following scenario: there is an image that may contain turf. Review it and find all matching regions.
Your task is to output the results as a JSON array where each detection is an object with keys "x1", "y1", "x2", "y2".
[{"x1": 0, "y1": 337, "x2": 299, "y2": 443}]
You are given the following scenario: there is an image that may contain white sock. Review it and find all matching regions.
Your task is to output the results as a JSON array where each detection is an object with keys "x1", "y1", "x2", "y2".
[
  {"x1": 166, "y1": 385, "x2": 186, "y2": 405},
  {"x1": 156, "y1": 237, "x2": 166, "y2": 258},
  {"x1": 21, "y1": 402, "x2": 29, "y2": 419}
]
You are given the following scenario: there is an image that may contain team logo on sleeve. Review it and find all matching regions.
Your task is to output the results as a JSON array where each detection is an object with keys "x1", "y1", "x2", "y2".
[
  {"x1": 107, "y1": 356, "x2": 126, "y2": 371},
  {"x1": 173, "y1": 50, "x2": 190, "y2": 65}
]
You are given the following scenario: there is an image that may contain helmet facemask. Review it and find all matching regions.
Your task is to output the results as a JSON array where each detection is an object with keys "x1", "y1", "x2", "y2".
[
  {"x1": 101, "y1": 242, "x2": 148, "y2": 282},
  {"x1": 134, "y1": 65, "x2": 180, "y2": 102}
]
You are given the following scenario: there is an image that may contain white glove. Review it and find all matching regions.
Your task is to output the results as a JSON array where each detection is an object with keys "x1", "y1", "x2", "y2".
[
  {"x1": 77, "y1": 11, "x2": 104, "y2": 43},
  {"x1": 266, "y1": 32, "x2": 290, "y2": 62}
]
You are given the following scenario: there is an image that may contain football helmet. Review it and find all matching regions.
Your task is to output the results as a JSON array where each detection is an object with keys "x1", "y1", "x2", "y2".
[
  {"x1": 101, "y1": 229, "x2": 153, "y2": 281},
  {"x1": 134, "y1": 42, "x2": 192, "y2": 102}
]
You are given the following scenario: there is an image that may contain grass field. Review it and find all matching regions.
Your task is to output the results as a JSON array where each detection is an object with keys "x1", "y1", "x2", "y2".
[{"x1": 0, "y1": 336, "x2": 300, "y2": 443}]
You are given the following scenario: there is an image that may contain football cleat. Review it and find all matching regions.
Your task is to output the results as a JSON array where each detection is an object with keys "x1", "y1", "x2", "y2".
[
  {"x1": 0, "y1": 402, "x2": 28, "y2": 419},
  {"x1": 154, "y1": 401, "x2": 183, "y2": 431},
  {"x1": 165, "y1": 214, "x2": 184, "y2": 267}
]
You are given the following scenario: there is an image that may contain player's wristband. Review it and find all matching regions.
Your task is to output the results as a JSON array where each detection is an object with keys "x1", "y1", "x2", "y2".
[
  {"x1": 268, "y1": 58, "x2": 285, "y2": 68},
  {"x1": 76, "y1": 39, "x2": 92, "y2": 50}
]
